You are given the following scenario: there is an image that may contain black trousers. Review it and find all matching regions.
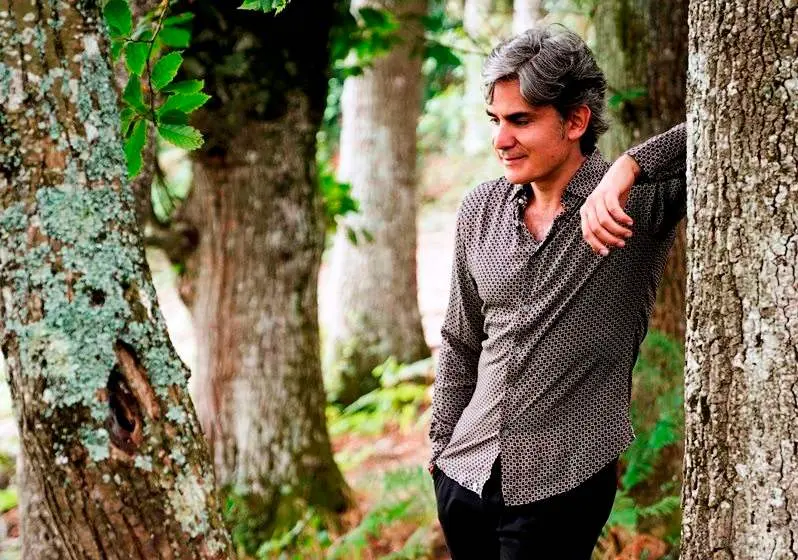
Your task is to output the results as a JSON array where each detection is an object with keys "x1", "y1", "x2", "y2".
[{"x1": 433, "y1": 456, "x2": 618, "y2": 560}]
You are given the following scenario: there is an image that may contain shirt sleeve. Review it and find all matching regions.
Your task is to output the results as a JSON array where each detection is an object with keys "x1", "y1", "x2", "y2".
[
  {"x1": 624, "y1": 122, "x2": 687, "y2": 235},
  {"x1": 429, "y1": 199, "x2": 486, "y2": 465}
]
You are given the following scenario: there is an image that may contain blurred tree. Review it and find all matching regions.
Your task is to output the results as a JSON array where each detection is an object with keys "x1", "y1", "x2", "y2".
[
  {"x1": 681, "y1": 1, "x2": 797, "y2": 557},
  {"x1": 0, "y1": 0, "x2": 232, "y2": 557},
  {"x1": 325, "y1": 0, "x2": 431, "y2": 405},
  {"x1": 594, "y1": 0, "x2": 687, "y2": 341},
  {"x1": 512, "y1": 0, "x2": 544, "y2": 34},
  {"x1": 178, "y1": 0, "x2": 350, "y2": 547},
  {"x1": 462, "y1": 0, "x2": 495, "y2": 154}
]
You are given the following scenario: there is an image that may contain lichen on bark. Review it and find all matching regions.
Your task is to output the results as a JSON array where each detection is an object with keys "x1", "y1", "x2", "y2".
[{"x1": 0, "y1": 0, "x2": 231, "y2": 557}]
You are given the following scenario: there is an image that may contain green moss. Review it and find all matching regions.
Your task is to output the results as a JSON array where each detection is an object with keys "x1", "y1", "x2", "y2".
[{"x1": 166, "y1": 405, "x2": 188, "y2": 424}]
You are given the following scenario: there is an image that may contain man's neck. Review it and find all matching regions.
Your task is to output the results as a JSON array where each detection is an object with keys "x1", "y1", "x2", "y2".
[{"x1": 530, "y1": 150, "x2": 587, "y2": 210}]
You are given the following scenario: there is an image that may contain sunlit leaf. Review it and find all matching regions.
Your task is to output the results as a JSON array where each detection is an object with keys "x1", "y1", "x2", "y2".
[
  {"x1": 103, "y1": 0, "x2": 132, "y2": 37},
  {"x1": 157, "y1": 123, "x2": 203, "y2": 150},
  {"x1": 151, "y1": 52, "x2": 183, "y2": 91}
]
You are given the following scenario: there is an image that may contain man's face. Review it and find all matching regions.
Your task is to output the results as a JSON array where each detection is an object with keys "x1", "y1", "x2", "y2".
[{"x1": 487, "y1": 79, "x2": 581, "y2": 186}]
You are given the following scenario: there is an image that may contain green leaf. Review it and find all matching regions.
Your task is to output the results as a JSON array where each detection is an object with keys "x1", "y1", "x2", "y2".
[
  {"x1": 358, "y1": 7, "x2": 391, "y2": 28},
  {"x1": 162, "y1": 79, "x2": 204, "y2": 94},
  {"x1": 151, "y1": 51, "x2": 183, "y2": 91},
  {"x1": 104, "y1": 0, "x2": 132, "y2": 37},
  {"x1": 163, "y1": 12, "x2": 195, "y2": 26},
  {"x1": 125, "y1": 41, "x2": 149, "y2": 76},
  {"x1": 157, "y1": 110, "x2": 190, "y2": 125},
  {"x1": 239, "y1": 0, "x2": 288, "y2": 12},
  {"x1": 157, "y1": 92, "x2": 211, "y2": 116},
  {"x1": 124, "y1": 119, "x2": 147, "y2": 178},
  {"x1": 157, "y1": 123, "x2": 203, "y2": 150},
  {"x1": 159, "y1": 27, "x2": 191, "y2": 48},
  {"x1": 119, "y1": 106, "x2": 135, "y2": 137},
  {"x1": 122, "y1": 75, "x2": 146, "y2": 113},
  {"x1": 110, "y1": 38, "x2": 125, "y2": 62}
]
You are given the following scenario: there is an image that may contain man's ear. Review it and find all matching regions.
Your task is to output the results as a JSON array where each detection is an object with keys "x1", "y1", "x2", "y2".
[{"x1": 566, "y1": 105, "x2": 591, "y2": 141}]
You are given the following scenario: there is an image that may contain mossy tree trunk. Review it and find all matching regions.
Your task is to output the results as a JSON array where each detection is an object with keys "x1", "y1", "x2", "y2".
[
  {"x1": 0, "y1": 1, "x2": 231, "y2": 558},
  {"x1": 594, "y1": 0, "x2": 688, "y2": 343},
  {"x1": 325, "y1": 0, "x2": 430, "y2": 404},
  {"x1": 682, "y1": 1, "x2": 797, "y2": 557},
  {"x1": 179, "y1": 0, "x2": 350, "y2": 547}
]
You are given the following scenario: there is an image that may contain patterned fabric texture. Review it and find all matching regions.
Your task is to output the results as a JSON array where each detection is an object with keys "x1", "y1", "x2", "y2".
[{"x1": 430, "y1": 123, "x2": 686, "y2": 505}]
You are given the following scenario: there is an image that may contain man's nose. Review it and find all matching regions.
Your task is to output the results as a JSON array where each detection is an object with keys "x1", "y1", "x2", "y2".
[{"x1": 493, "y1": 122, "x2": 515, "y2": 151}]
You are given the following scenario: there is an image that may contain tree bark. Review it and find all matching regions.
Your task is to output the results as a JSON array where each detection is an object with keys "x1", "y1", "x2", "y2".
[
  {"x1": 462, "y1": 0, "x2": 494, "y2": 154},
  {"x1": 325, "y1": 0, "x2": 430, "y2": 404},
  {"x1": 180, "y1": 0, "x2": 350, "y2": 545},
  {"x1": 594, "y1": 0, "x2": 688, "y2": 342},
  {"x1": 512, "y1": 0, "x2": 543, "y2": 35},
  {"x1": 682, "y1": 2, "x2": 797, "y2": 558},
  {"x1": 0, "y1": 1, "x2": 232, "y2": 558}
]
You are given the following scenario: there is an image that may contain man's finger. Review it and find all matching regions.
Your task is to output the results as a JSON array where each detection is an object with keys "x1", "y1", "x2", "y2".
[
  {"x1": 594, "y1": 198, "x2": 632, "y2": 240},
  {"x1": 581, "y1": 206, "x2": 609, "y2": 256},
  {"x1": 586, "y1": 204, "x2": 625, "y2": 249},
  {"x1": 604, "y1": 192, "x2": 634, "y2": 228}
]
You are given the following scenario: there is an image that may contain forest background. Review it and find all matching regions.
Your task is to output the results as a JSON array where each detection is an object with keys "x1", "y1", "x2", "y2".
[{"x1": 0, "y1": 0, "x2": 793, "y2": 558}]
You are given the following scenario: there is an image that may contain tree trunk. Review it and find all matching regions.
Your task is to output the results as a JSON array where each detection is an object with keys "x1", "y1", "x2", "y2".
[
  {"x1": 682, "y1": 2, "x2": 797, "y2": 558},
  {"x1": 0, "y1": 1, "x2": 232, "y2": 558},
  {"x1": 594, "y1": 0, "x2": 688, "y2": 342},
  {"x1": 462, "y1": 0, "x2": 494, "y2": 154},
  {"x1": 181, "y1": 1, "x2": 350, "y2": 547},
  {"x1": 324, "y1": 0, "x2": 430, "y2": 404},
  {"x1": 512, "y1": 0, "x2": 543, "y2": 34}
]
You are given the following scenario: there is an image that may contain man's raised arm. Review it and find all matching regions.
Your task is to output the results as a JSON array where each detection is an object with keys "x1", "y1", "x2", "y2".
[
  {"x1": 429, "y1": 202, "x2": 486, "y2": 470},
  {"x1": 580, "y1": 122, "x2": 687, "y2": 255}
]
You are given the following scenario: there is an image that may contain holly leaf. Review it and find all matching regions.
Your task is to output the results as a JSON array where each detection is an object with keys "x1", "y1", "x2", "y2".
[
  {"x1": 104, "y1": 0, "x2": 132, "y2": 37},
  {"x1": 151, "y1": 52, "x2": 183, "y2": 91},
  {"x1": 157, "y1": 123, "x2": 203, "y2": 150},
  {"x1": 124, "y1": 119, "x2": 147, "y2": 178}
]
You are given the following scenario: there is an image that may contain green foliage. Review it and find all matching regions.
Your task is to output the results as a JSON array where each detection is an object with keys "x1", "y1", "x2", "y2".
[
  {"x1": 0, "y1": 487, "x2": 17, "y2": 513},
  {"x1": 102, "y1": 0, "x2": 208, "y2": 178},
  {"x1": 238, "y1": 0, "x2": 289, "y2": 12},
  {"x1": 327, "y1": 467, "x2": 437, "y2": 560},
  {"x1": 604, "y1": 331, "x2": 684, "y2": 546},
  {"x1": 326, "y1": 357, "x2": 432, "y2": 439},
  {"x1": 608, "y1": 87, "x2": 648, "y2": 110}
]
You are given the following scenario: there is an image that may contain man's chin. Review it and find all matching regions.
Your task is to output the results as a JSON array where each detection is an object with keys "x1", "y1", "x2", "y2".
[{"x1": 504, "y1": 172, "x2": 535, "y2": 185}]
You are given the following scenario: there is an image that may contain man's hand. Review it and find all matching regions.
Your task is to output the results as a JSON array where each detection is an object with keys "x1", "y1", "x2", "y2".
[{"x1": 580, "y1": 155, "x2": 641, "y2": 256}]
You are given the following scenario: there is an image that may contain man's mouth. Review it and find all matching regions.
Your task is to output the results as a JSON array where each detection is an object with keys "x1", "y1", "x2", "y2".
[{"x1": 501, "y1": 155, "x2": 526, "y2": 164}]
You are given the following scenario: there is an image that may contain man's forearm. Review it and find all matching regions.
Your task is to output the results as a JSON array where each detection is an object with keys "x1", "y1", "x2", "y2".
[{"x1": 625, "y1": 122, "x2": 687, "y2": 182}]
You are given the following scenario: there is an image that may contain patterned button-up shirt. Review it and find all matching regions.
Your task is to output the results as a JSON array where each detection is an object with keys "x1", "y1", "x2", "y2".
[{"x1": 430, "y1": 124, "x2": 687, "y2": 505}]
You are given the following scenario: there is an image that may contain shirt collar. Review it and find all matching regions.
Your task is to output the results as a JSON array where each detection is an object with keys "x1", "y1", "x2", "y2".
[{"x1": 510, "y1": 149, "x2": 610, "y2": 201}]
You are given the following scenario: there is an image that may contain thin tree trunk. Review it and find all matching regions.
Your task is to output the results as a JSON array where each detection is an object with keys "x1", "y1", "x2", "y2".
[
  {"x1": 325, "y1": 0, "x2": 430, "y2": 404},
  {"x1": 0, "y1": 1, "x2": 231, "y2": 558},
  {"x1": 512, "y1": 0, "x2": 543, "y2": 34},
  {"x1": 462, "y1": 0, "x2": 494, "y2": 154},
  {"x1": 594, "y1": 0, "x2": 688, "y2": 342},
  {"x1": 682, "y1": 1, "x2": 797, "y2": 557},
  {"x1": 181, "y1": 1, "x2": 350, "y2": 545}
]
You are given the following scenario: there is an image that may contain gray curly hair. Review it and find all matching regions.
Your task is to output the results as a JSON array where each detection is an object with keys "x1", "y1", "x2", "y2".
[{"x1": 483, "y1": 25, "x2": 609, "y2": 155}]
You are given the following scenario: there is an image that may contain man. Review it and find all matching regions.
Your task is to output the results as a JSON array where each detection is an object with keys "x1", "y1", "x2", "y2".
[{"x1": 429, "y1": 25, "x2": 686, "y2": 559}]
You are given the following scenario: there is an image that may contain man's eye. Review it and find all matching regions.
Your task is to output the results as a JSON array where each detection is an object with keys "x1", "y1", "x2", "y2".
[{"x1": 489, "y1": 117, "x2": 499, "y2": 124}]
